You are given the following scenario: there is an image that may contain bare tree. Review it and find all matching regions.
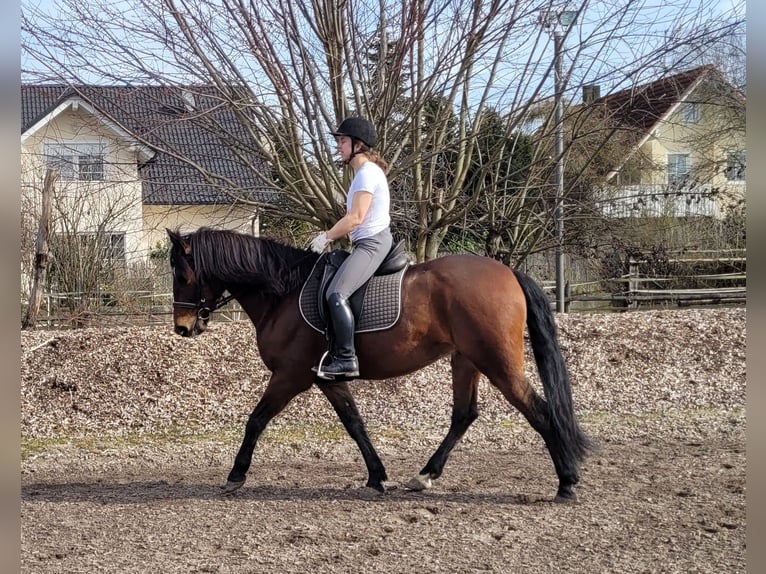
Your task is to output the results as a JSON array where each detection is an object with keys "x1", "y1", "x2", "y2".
[
  {"x1": 22, "y1": 169, "x2": 55, "y2": 329},
  {"x1": 21, "y1": 138, "x2": 148, "y2": 326},
  {"x1": 22, "y1": 0, "x2": 740, "y2": 261}
]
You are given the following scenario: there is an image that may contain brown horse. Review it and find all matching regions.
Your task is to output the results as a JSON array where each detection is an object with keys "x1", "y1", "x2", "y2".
[{"x1": 168, "y1": 227, "x2": 593, "y2": 502}]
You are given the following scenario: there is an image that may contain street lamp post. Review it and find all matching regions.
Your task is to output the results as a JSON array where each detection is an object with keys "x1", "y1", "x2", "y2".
[
  {"x1": 551, "y1": 10, "x2": 576, "y2": 313},
  {"x1": 553, "y1": 28, "x2": 565, "y2": 313}
]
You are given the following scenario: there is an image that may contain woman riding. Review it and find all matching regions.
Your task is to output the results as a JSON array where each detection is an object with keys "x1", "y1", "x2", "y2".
[{"x1": 310, "y1": 117, "x2": 393, "y2": 379}]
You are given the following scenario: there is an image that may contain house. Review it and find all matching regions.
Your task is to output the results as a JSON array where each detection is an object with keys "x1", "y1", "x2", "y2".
[
  {"x1": 571, "y1": 65, "x2": 746, "y2": 218},
  {"x1": 21, "y1": 84, "x2": 275, "y2": 272}
]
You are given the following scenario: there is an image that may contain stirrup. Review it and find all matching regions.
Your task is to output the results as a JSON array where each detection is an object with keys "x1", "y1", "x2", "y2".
[{"x1": 313, "y1": 350, "x2": 332, "y2": 379}]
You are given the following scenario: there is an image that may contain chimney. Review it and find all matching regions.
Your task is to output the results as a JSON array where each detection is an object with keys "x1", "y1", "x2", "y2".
[
  {"x1": 582, "y1": 84, "x2": 601, "y2": 105},
  {"x1": 181, "y1": 89, "x2": 196, "y2": 112}
]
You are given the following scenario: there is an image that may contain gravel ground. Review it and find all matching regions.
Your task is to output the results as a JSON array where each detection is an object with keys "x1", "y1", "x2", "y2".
[{"x1": 21, "y1": 307, "x2": 746, "y2": 573}]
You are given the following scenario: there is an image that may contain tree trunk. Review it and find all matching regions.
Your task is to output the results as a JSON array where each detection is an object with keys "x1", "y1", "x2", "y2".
[{"x1": 22, "y1": 169, "x2": 55, "y2": 330}]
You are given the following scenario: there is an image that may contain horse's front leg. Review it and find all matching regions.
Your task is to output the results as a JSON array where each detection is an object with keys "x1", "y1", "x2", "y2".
[
  {"x1": 225, "y1": 371, "x2": 313, "y2": 494},
  {"x1": 316, "y1": 380, "x2": 388, "y2": 492},
  {"x1": 406, "y1": 352, "x2": 480, "y2": 491}
]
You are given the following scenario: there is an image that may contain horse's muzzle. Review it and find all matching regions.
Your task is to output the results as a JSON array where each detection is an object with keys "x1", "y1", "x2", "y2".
[
  {"x1": 173, "y1": 317, "x2": 207, "y2": 337},
  {"x1": 174, "y1": 324, "x2": 193, "y2": 337}
]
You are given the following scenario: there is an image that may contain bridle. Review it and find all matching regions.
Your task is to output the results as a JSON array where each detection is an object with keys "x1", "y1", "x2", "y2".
[
  {"x1": 172, "y1": 267, "x2": 235, "y2": 321},
  {"x1": 172, "y1": 293, "x2": 235, "y2": 321}
]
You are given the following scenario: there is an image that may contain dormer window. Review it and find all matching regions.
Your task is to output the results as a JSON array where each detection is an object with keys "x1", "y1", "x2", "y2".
[
  {"x1": 45, "y1": 142, "x2": 106, "y2": 181},
  {"x1": 682, "y1": 102, "x2": 700, "y2": 124}
]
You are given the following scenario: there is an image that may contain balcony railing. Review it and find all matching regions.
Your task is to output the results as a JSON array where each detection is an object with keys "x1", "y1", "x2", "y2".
[{"x1": 594, "y1": 184, "x2": 721, "y2": 218}]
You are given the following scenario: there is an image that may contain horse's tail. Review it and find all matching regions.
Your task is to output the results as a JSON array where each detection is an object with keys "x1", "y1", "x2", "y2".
[{"x1": 512, "y1": 269, "x2": 594, "y2": 466}]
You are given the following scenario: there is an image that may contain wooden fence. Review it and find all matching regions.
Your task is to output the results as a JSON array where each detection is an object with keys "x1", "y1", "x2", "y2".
[
  {"x1": 24, "y1": 249, "x2": 746, "y2": 328},
  {"x1": 546, "y1": 249, "x2": 746, "y2": 311},
  {"x1": 27, "y1": 291, "x2": 250, "y2": 329}
]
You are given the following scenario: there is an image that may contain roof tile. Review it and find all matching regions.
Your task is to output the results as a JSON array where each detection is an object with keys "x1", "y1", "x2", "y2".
[
  {"x1": 591, "y1": 65, "x2": 716, "y2": 131},
  {"x1": 21, "y1": 84, "x2": 276, "y2": 205}
]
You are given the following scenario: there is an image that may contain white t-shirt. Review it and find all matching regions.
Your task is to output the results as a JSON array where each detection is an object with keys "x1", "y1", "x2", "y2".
[{"x1": 347, "y1": 161, "x2": 391, "y2": 241}]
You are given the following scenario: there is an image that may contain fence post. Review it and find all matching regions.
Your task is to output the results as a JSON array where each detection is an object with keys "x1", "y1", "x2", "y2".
[
  {"x1": 22, "y1": 168, "x2": 55, "y2": 329},
  {"x1": 627, "y1": 258, "x2": 639, "y2": 309}
]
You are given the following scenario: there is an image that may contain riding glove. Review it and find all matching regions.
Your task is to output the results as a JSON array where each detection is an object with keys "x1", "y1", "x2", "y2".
[{"x1": 310, "y1": 232, "x2": 331, "y2": 253}]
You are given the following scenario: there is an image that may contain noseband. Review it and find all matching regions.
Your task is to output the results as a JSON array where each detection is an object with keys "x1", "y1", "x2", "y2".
[{"x1": 172, "y1": 284, "x2": 235, "y2": 321}]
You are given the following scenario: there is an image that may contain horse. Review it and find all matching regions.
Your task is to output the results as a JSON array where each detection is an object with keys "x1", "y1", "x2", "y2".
[{"x1": 167, "y1": 227, "x2": 593, "y2": 502}]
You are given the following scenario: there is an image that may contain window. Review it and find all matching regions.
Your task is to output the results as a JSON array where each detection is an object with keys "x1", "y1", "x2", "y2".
[
  {"x1": 103, "y1": 233, "x2": 126, "y2": 261},
  {"x1": 682, "y1": 103, "x2": 700, "y2": 123},
  {"x1": 667, "y1": 154, "x2": 690, "y2": 186},
  {"x1": 75, "y1": 233, "x2": 126, "y2": 262},
  {"x1": 725, "y1": 151, "x2": 746, "y2": 182},
  {"x1": 45, "y1": 142, "x2": 106, "y2": 181},
  {"x1": 617, "y1": 160, "x2": 642, "y2": 185}
]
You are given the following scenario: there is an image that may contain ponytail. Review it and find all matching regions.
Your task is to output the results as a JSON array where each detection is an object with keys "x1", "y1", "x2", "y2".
[{"x1": 361, "y1": 149, "x2": 389, "y2": 172}]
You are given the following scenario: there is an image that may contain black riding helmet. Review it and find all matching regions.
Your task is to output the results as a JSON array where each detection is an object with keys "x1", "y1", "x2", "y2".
[{"x1": 330, "y1": 117, "x2": 377, "y2": 149}]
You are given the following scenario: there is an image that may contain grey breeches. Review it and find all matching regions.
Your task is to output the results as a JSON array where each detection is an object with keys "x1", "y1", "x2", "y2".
[{"x1": 326, "y1": 228, "x2": 393, "y2": 300}]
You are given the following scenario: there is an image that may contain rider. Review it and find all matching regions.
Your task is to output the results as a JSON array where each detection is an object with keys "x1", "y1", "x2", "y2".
[{"x1": 310, "y1": 117, "x2": 393, "y2": 379}]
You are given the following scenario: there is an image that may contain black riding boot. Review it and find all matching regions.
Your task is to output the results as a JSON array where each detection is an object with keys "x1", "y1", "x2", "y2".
[{"x1": 321, "y1": 293, "x2": 360, "y2": 378}]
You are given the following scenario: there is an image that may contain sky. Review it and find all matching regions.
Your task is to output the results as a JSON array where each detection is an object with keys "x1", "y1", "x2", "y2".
[{"x1": 19, "y1": 0, "x2": 747, "y2": 111}]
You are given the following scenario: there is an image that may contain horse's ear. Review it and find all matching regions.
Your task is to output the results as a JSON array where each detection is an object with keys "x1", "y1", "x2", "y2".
[{"x1": 167, "y1": 228, "x2": 191, "y2": 255}]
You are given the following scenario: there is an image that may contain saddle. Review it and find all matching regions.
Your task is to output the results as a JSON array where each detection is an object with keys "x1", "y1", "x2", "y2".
[{"x1": 299, "y1": 240, "x2": 410, "y2": 334}]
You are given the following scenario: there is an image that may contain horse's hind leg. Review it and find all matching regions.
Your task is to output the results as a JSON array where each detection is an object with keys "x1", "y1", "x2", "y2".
[
  {"x1": 406, "y1": 352, "x2": 480, "y2": 491},
  {"x1": 226, "y1": 371, "x2": 313, "y2": 493},
  {"x1": 487, "y1": 367, "x2": 578, "y2": 503},
  {"x1": 316, "y1": 380, "x2": 388, "y2": 492}
]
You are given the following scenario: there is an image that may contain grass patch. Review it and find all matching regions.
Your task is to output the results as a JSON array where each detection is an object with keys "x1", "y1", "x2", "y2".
[
  {"x1": 21, "y1": 426, "x2": 240, "y2": 461},
  {"x1": 579, "y1": 406, "x2": 745, "y2": 424},
  {"x1": 21, "y1": 423, "x2": 352, "y2": 460},
  {"x1": 22, "y1": 406, "x2": 744, "y2": 461},
  {"x1": 260, "y1": 422, "x2": 348, "y2": 445},
  {"x1": 372, "y1": 427, "x2": 409, "y2": 441}
]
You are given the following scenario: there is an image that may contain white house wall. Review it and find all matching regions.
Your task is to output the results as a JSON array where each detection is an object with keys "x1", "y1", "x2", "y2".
[{"x1": 21, "y1": 106, "x2": 146, "y2": 265}]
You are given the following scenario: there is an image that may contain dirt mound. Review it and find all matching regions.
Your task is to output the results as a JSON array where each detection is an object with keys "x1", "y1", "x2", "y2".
[{"x1": 22, "y1": 308, "x2": 746, "y2": 438}]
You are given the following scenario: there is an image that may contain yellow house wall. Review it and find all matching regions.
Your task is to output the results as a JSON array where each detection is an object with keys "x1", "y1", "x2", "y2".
[
  {"x1": 637, "y1": 91, "x2": 745, "y2": 215},
  {"x1": 22, "y1": 106, "x2": 262, "y2": 270},
  {"x1": 143, "y1": 204, "x2": 260, "y2": 252}
]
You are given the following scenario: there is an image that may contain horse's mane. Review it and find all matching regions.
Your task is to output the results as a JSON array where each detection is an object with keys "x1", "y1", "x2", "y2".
[{"x1": 187, "y1": 227, "x2": 319, "y2": 297}]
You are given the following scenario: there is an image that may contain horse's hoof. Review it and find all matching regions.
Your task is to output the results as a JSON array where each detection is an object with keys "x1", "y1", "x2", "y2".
[
  {"x1": 553, "y1": 492, "x2": 577, "y2": 504},
  {"x1": 404, "y1": 473, "x2": 432, "y2": 491},
  {"x1": 363, "y1": 477, "x2": 387, "y2": 493},
  {"x1": 359, "y1": 485, "x2": 385, "y2": 498},
  {"x1": 223, "y1": 479, "x2": 246, "y2": 495}
]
